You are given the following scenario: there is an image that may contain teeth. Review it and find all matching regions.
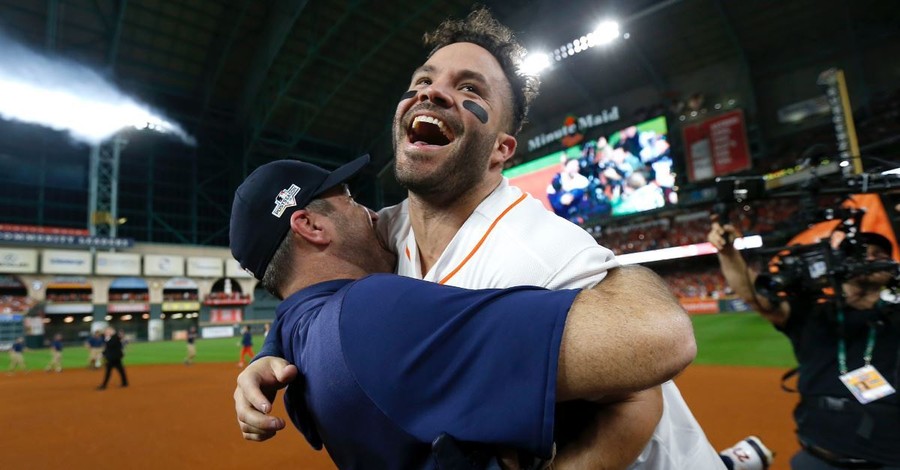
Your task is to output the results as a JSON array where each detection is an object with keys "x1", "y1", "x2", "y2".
[{"x1": 412, "y1": 115, "x2": 451, "y2": 140}]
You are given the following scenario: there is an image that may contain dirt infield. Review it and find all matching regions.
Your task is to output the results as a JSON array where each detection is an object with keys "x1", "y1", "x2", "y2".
[{"x1": 1, "y1": 363, "x2": 800, "y2": 469}]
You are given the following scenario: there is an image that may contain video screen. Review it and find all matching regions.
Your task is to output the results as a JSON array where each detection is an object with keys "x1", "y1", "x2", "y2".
[{"x1": 504, "y1": 115, "x2": 675, "y2": 224}]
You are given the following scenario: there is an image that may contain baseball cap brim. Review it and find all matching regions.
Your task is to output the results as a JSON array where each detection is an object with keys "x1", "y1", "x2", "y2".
[{"x1": 314, "y1": 154, "x2": 370, "y2": 198}]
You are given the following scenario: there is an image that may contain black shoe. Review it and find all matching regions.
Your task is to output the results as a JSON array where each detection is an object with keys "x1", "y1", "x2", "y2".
[
  {"x1": 96, "y1": 386, "x2": 106, "y2": 391},
  {"x1": 121, "y1": 384, "x2": 128, "y2": 388}
]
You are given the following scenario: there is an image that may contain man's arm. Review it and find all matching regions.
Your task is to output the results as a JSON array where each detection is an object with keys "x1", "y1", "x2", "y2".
[
  {"x1": 556, "y1": 264, "x2": 696, "y2": 401},
  {"x1": 234, "y1": 357, "x2": 297, "y2": 441},
  {"x1": 707, "y1": 217, "x2": 790, "y2": 327},
  {"x1": 552, "y1": 387, "x2": 663, "y2": 469}
]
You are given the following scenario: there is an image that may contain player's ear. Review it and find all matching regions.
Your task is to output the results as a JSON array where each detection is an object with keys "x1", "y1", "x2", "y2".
[
  {"x1": 489, "y1": 132, "x2": 517, "y2": 170},
  {"x1": 290, "y1": 209, "x2": 332, "y2": 246}
]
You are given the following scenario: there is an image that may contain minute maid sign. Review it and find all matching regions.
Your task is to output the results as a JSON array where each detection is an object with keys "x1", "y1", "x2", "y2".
[{"x1": 527, "y1": 106, "x2": 620, "y2": 152}]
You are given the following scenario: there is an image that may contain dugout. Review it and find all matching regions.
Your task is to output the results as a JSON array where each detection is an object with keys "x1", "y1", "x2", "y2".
[
  {"x1": 43, "y1": 278, "x2": 94, "y2": 343},
  {"x1": 161, "y1": 277, "x2": 200, "y2": 339},
  {"x1": 107, "y1": 277, "x2": 150, "y2": 341}
]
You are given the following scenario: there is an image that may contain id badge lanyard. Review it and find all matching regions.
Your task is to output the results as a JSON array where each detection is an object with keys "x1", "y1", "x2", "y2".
[
  {"x1": 836, "y1": 308, "x2": 896, "y2": 404},
  {"x1": 836, "y1": 308, "x2": 876, "y2": 375}
]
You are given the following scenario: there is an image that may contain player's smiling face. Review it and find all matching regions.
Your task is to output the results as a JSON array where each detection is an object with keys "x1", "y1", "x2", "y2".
[{"x1": 392, "y1": 42, "x2": 514, "y2": 199}]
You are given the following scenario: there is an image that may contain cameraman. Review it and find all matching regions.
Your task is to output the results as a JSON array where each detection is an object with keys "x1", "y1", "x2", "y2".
[{"x1": 709, "y1": 218, "x2": 900, "y2": 469}]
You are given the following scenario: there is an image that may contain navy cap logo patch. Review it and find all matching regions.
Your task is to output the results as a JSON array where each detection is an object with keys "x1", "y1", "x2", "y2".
[{"x1": 272, "y1": 184, "x2": 300, "y2": 217}]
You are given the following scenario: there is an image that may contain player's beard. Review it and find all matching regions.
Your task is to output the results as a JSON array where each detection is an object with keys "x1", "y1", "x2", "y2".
[{"x1": 393, "y1": 120, "x2": 495, "y2": 207}]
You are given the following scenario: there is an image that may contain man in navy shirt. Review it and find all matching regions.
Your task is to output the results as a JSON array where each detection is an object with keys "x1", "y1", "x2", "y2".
[
  {"x1": 8, "y1": 336, "x2": 27, "y2": 373},
  {"x1": 45, "y1": 333, "x2": 63, "y2": 373},
  {"x1": 229, "y1": 157, "x2": 696, "y2": 468},
  {"x1": 184, "y1": 326, "x2": 197, "y2": 366}
]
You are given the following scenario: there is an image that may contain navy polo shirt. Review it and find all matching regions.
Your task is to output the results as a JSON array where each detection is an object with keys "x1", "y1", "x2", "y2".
[{"x1": 270, "y1": 274, "x2": 577, "y2": 469}]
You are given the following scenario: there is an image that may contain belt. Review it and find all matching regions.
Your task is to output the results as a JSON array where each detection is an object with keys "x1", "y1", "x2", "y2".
[{"x1": 801, "y1": 440, "x2": 884, "y2": 469}]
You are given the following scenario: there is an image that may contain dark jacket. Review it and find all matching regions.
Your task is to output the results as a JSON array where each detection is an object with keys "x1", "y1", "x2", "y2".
[{"x1": 103, "y1": 334, "x2": 124, "y2": 361}]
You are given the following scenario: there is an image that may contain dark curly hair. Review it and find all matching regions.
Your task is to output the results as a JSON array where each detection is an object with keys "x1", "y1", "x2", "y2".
[{"x1": 423, "y1": 6, "x2": 540, "y2": 136}]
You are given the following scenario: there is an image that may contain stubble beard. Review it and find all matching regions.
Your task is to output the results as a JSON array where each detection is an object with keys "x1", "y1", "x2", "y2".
[
  {"x1": 332, "y1": 211, "x2": 397, "y2": 275},
  {"x1": 392, "y1": 122, "x2": 495, "y2": 206}
]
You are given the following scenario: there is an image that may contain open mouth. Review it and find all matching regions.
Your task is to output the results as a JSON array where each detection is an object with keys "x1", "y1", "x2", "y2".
[{"x1": 408, "y1": 115, "x2": 454, "y2": 146}]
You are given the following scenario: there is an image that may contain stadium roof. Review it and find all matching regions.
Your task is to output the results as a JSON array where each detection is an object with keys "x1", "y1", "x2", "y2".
[{"x1": 0, "y1": 0, "x2": 897, "y2": 245}]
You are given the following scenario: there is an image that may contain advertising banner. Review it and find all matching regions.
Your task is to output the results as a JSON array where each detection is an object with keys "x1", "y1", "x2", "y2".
[
  {"x1": 225, "y1": 259, "x2": 253, "y2": 278},
  {"x1": 96, "y1": 252, "x2": 141, "y2": 276},
  {"x1": 209, "y1": 308, "x2": 242, "y2": 323},
  {"x1": 107, "y1": 303, "x2": 150, "y2": 313},
  {"x1": 162, "y1": 301, "x2": 201, "y2": 313},
  {"x1": 187, "y1": 257, "x2": 223, "y2": 278},
  {"x1": 683, "y1": 110, "x2": 752, "y2": 182},
  {"x1": 201, "y1": 326, "x2": 234, "y2": 339},
  {"x1": 0, "y1": 248, "x2": 38, "y2": 273},
  {"x1": 41, "y1": 250, "x2": 92, "y2": 275},
  {"x1": 144, "y1": 255, "x2": 185, "y2": 277},
  {"x1": 679, "y1": 298, "x2": 720, "y2": 315}
]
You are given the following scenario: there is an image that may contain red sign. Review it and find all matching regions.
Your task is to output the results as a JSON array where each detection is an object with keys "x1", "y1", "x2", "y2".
[
  {"x1": 683, "y1": 110, "x2": 752, "y2": 182},
  {"x1": 0, "y1": 224, "x2": 89, "y2": 236},
  {"x1": 107, "y1": 302, "x2": 150, "y2": 313},
  {"x1": 210, "y1": 308, "x2": 243, "y2": 323},
  {"x1": 679, "y1": 298, "x2": 719, "y2": 315}
]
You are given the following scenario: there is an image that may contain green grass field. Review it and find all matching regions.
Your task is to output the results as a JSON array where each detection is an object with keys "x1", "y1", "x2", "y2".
[
  {"x1": 692, "y1": 312, "x2": 796, "y2": 367},
  {"x1": 3, "y1": 335, "x2": 266, "y2": 372},
  {"x1": 3, "y1": 313, "x2": 799, "y2": 372}
]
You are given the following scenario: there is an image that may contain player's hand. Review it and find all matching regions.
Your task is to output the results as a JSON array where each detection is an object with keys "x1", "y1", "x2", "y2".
[
  {"x1": 234, "y1": 356, "x2": 297, "y2": 441},
  {"x1": 708, "y1": 214, "x2": 741, "y2": 253}
]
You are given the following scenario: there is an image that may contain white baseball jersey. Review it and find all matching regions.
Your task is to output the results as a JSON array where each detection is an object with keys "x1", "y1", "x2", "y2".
[{"x1": 378, "y1": 178, "x2": 724, "y2": 469}]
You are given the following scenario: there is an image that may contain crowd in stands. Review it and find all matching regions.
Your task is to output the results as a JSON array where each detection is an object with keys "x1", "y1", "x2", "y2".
[
  {"x1": 46, "y1": 291, "x2": 92, "y2": 302},
  {"x1": 162, "y1": 291, "x2": 199, "y2": 301},
  {"x1": 594, "y1": 199, "x2": 795, "y2": 256},
  {"x1": 662, "y1": 267, "x2": 732, "y2": 299},
  {"x1": 108, "y1": 291, "x2": 150, "y2": 302},
  {"x1": 0, "y1": 295, "x2": 36, "y2": 314},
  {"x1": 204, "y1": 291, "x2": 251, "y2": 304}
]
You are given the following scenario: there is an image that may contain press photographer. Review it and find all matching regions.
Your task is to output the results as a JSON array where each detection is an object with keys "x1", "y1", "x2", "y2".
[{"x1": 709, "y1": 209, "x2": 900, "y2": 469}]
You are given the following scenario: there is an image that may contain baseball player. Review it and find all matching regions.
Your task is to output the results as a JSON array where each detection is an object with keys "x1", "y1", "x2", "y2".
[
  {"x1": 45, "y1": 333, "x2": 63, "y2": 373},
  {"x1": 184, "y1": 326, "x2": 197, "y2": 366},
  {"x1": 238, "y1": 325, "x2": 253, "y2": 368},
  {"x1": 7, "y1": 336, "x2": 27, "y2": 373},
  {"x1": 86, "y1": 330, "x2": 104, "y2": 369}
]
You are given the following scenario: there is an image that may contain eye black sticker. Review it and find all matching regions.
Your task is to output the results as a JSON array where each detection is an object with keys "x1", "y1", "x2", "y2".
[
  {"x1": 400, "y1": 90, "x2": 417, "y2": 101},
  {"x1": 463, "y1": 100, "x2": 488, "y2": 124}
]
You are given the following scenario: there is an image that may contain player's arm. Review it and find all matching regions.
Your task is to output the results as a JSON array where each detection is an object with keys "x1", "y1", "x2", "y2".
[
  {"x1": 556, "y1": 264, "x2": 696, "y2": 401},
  {"x1": 708, "y1": 217, "x2": 790, "y2": 327},
  {"x1": 552, "y1": 387, "x2": 663, "y2": 470}
]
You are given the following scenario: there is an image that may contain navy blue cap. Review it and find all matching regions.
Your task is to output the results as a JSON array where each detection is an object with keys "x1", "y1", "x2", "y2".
[{"x1": 230, "y1": 155, "x2": 370, "y2": 279}]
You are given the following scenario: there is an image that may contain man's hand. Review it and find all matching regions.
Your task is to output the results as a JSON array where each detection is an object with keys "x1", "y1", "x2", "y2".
[
  {"x1": 707, "y1": 214, "x2": 741, "y2": 254},
  {"x1": 234, "y1": 356, "x2": 298, "y2": 441}
]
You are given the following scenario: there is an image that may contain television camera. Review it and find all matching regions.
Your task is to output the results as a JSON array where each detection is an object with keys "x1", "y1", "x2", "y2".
[{"x1": 714, "y1": 172, "x2": 900, "y2": 307}]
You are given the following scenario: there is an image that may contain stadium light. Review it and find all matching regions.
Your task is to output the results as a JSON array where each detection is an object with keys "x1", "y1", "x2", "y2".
[
  {"x1": 551, "y1": 18, "x2": 622, "y2": 64},
  {"x1": 593, "y1": 20, "x2": 620, "y2": 45},
  {"x1": 520, "y1": 52, "x2": 551, "y2": 75},
  {"x1": 0, "y1": 33, "x2": 195, "y2": 146}
]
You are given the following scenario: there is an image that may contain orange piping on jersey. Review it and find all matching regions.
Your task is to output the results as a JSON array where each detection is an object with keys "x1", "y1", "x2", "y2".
[
  {"x1": 438, "y1": 193, "x2": 527, "y2": 285},
  {"x1": 405, "y1": 245, "x2": 411, "y2": 261}
]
